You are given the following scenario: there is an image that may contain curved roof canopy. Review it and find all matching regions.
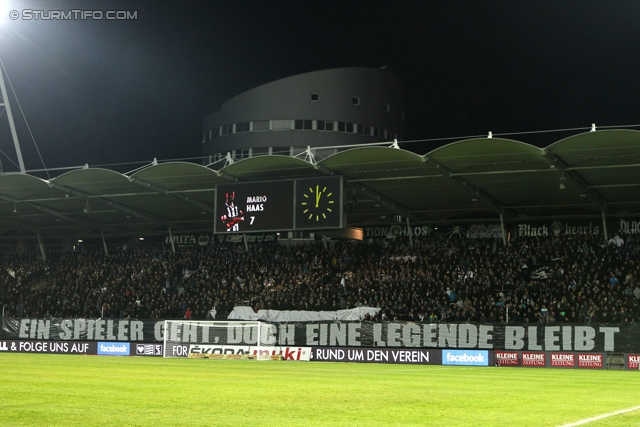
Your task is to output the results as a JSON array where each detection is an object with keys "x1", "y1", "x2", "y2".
[{"x1": 1, "y1": 129, "x2": 639, "y2": 238}]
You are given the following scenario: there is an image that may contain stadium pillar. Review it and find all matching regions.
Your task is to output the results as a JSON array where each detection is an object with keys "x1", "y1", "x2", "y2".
[
  {"x1": 500, "y1": 214, "x2": 507, "y2": 247},
  {"x1": 168, "y1": 227, "x2": 176, "y2": 253},
  {"x1": 36, "y1": 229, "x2": 46, "y2": 262},
  {"x1": 243, "y1": 233, "x2": 249, "y2": 252},
  {"x1": 0, "y1": 59, "x2": 26, "y2": 173},
  {"x1": 101, "y1": 230, "x2": 109, "y2": 256},
  {"x1": 602, "y1": 210, "x2": 608, "y2": 242},
  {"x1": 406, "y1": 218, "x2": 413, "y2": 247}
]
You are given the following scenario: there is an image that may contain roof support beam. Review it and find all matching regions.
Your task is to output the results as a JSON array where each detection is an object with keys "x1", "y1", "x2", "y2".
[
  {"x1": 48, "y1": 182, "x2": 187, "y2": 231},
  {"x1": 541, "y1": 149, "x2": 609, "y2": 213},
  {"x1": 566, "y1": 162, "x2": 640, "y2": 172},
  {"x1": 348, "y1": 175, "x2": 440, "y2": 183},
  {"x1": 422, "y1": 156, "x2": 512, "y2": 217},
  {"x1": 128, "y1": 177, "x2": 216, "y2": 215},
  {"x1": 450, "y1": 169, "x2": 556, "y2": 177},
  {"x1": 589, "y1": 183, "x2": 640, "y2": 189},
  {"x1": 0, "y1": 193, "x2": 105, "y2": 229}
]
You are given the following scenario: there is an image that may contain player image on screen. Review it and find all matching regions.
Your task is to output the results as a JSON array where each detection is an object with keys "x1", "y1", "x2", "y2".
[
  {"x1": 219, "y1": 191, "x2": 244, "y2": 231},
  {"x1": 215, "y1": 180, "x2": 294, "y2": 233}
]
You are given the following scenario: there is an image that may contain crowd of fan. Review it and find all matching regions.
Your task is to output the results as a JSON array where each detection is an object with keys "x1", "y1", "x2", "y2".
[{"x1": 1, "y1": 232, "x2": 640, "y2": 324}]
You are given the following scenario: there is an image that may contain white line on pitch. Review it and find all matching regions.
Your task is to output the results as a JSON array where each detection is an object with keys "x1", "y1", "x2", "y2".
[{"x1": 557, "y1": 405, "x2": 640, "y2": 427}]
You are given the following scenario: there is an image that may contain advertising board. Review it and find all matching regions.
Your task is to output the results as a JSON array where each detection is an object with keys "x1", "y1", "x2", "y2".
[
  {"x1": 97, "y1": 342, "x2": 130, "y2": 356},
  {"x1": 550, "y1": 352, "x2": 576, "y2": 368},
  {"x1": 442, "y1": 350, "x2": 489, "y2": 366},
  {"x1": 628, "y1": 354, "x2": 640, "y2": 369},
  {"x1": 0, "y1": 339, "x2": 96, "y2": 355},
  {"x1": 577, "y1": 353, "x2": 603, "y2": 369},
  {"x1": 495, "y1": 351, "x2": 519, "y2": 366},
  {"x1": 522, "y1": 352, "x2": 546, "y2": 367},
  {"x1": 310, "y1": 347, "x2": 440, "y2": 365},
  {"x1": 134, "y1": 343, "x2": 163, "y2": 356},
  {"x1": 176, "y1": 344, "x2": 311, "y2": 361}
]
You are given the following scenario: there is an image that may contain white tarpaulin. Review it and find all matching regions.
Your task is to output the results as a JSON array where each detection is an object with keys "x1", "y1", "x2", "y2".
[{"x1": 227, "y1": 306, "x2": 380, "y2": 322}]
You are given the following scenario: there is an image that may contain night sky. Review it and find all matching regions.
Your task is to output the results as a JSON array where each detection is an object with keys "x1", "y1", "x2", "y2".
[{"x1": 0, "y1": 1, "x2": 638, "y2": 173}]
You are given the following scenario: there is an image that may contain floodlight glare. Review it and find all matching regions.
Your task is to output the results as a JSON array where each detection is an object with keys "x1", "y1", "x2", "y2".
[{"x1": 0, "y1": 0, "x2": 12, "y2": 24}]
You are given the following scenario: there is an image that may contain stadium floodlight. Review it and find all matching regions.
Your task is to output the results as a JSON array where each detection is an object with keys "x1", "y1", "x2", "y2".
[
  {"x1": 163, "y1": 320, "x2": 277, "y2": 360},
  {"x1": 0, "y1": 0, "x2": 10, "y2": 25}
]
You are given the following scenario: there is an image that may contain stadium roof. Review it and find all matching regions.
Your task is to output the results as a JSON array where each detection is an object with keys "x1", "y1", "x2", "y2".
[{"x1": 2, "y1": 129, "x2": 640, "y2": 238}]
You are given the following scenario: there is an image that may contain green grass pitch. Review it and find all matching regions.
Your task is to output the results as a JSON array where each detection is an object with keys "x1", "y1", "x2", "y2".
[{"x1": 1, "y1": 353, "x2": 639, "y2": 427}]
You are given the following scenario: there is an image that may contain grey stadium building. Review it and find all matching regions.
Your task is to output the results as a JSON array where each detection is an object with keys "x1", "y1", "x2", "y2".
[{"x1": 202, "y1": 67, "x2": 405, "y2": 163}]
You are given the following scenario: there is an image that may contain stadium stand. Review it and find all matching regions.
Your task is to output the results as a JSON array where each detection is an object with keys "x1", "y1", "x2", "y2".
[{"x1": 1, "y1": 234, "x2": 639, "y2": 323}]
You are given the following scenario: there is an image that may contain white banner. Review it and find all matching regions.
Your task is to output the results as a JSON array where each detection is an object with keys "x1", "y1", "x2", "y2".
[{"x1": 228, "y1": 306, "x2": 380, "y2": 322}]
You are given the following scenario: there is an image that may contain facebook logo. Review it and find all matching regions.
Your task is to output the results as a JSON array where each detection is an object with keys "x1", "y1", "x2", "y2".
[
  {"x1": 98, "y1": 342, "x2": 130, "y2": 356},
  {"x1": 442, "y1": 350, "x2": 489, "y2": 366}
]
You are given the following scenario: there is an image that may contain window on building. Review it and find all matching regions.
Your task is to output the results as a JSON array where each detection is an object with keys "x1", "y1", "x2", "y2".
[
  {"x1": 345, "y1": 123, "x2": 354, "y2": 133},
  {"x1": 311, "y1": 93, "x2": 319, "y2": 102},
  {"x1": 252, "y1": 120, "x2": 269, "y2": 131},
  {"x1": 235, "y1": 122, "x2": 250, "y2": 133},
  {"x1": 294, "y1": 120, "x2": 313, "y2": 130},
  {"x1": 317, "y1": 120, "x2": 335, "y2": 131},
  {"x1": 352, "y1": 96, "x2": 360, "y2": 106},
  {"x1": 383, "y1": 129, "x2": 388, "y2": 139},
  {"x1": 220, "y1": 125, "x2": 229, "y2": 136},
  {"x1": 272, "y1": 120, "x2": 292, "y2": 130},
  {"x1": 384, "y1": 103, "x2": 391, "y2": 112},
  {"x1": 357, "y1": 124, "x2": 366, "y2": 135},
  {"x1": 338, "y1": 122, "x2": 346, "y2": 132},
  {"x1": 235, "y1": 149, "x2": 250, "y2": 159}
]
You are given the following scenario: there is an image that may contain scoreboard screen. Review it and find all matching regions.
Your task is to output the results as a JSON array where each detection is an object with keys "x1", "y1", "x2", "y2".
[
  {"x1": 215, "y1": 181, "x2": 294, "y2": 233},
  {"x1": 214, "y1": 176, "x2": 343, "y2": 233}
]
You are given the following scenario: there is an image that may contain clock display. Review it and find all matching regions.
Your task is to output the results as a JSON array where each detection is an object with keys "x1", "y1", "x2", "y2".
[
  {"x1": 301, "y1": 184, "x2": 335, "y2": 221},
  {"x1": 295, "y1": 176, "x2": 343, "y2": 230}
]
